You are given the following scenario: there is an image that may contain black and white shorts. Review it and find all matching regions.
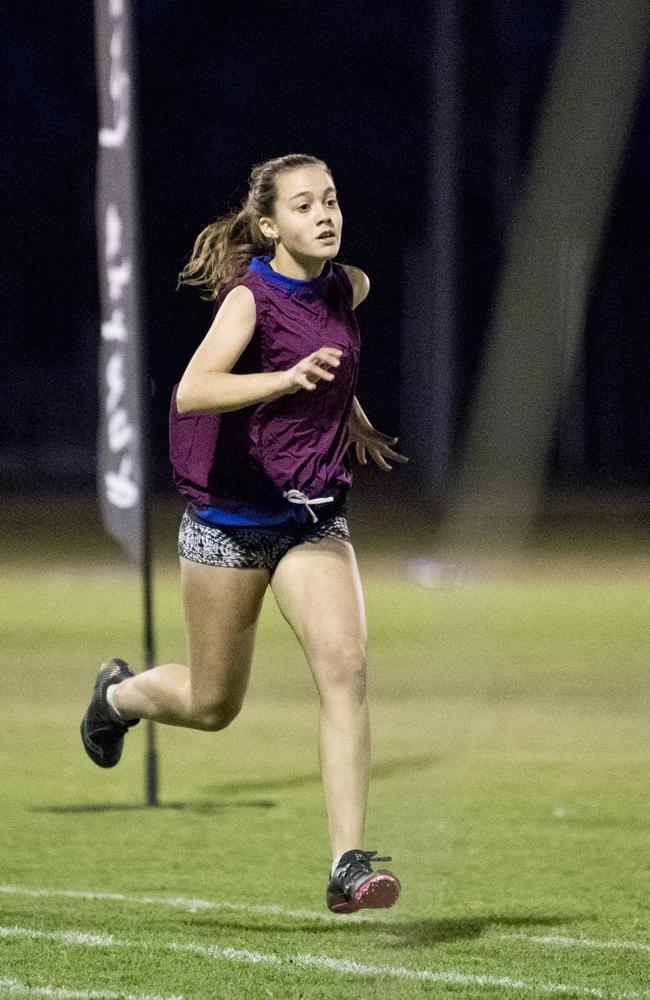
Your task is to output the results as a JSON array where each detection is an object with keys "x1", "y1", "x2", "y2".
[{"x1": 178, "y1": 506, "x2": 351, "y2": 574}]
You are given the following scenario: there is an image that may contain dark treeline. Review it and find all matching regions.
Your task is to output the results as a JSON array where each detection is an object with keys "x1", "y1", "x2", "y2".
[{"x1": 2, "y1": 1, "x2": 648, "y2": 492}]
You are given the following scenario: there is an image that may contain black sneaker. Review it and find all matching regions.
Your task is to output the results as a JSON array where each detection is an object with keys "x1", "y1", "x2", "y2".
[
  {"x1": 327, "y1": 850, "x2": 401, "y2": 913},
  {"x1": 80, "y1": 658, "x2": 139, "y2": 768}
]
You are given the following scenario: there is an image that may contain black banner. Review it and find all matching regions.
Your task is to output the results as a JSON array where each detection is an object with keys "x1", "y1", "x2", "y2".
[{"x1": 94, "y1": 0, "x2": 145, "y2": 564}]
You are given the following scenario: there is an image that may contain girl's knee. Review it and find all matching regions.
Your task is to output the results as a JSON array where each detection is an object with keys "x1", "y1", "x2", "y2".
[
  {"x1": 314, "y1": 648, "x2": 368, "y2": 703},
  {"x1": 192, "y1": 697, "x2": 242, "y2": 732}
]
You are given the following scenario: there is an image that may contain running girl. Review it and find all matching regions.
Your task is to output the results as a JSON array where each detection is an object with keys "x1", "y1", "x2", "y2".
[{"x1": 82, "y1": 153, "x2": 407, "y2": 913}]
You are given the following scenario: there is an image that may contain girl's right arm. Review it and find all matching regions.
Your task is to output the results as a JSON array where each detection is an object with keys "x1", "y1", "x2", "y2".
[{"x1": 176, "y1": 285, "x2": 341, "y2": 414}]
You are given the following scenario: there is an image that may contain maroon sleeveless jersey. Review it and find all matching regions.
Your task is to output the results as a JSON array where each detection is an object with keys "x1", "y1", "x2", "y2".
[{"x1": 169, "y1": 255, "x2": 360, "y2": 510}]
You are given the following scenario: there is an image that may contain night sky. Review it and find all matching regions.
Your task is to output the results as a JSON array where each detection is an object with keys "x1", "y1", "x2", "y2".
[{"x1": 3, "y1": 1, "x2": 649, "y2": 492}]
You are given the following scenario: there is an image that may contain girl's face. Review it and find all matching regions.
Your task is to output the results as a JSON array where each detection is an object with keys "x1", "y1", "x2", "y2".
[{"x1": 261, "y1": 165, "x2": 343, "y2": 262}]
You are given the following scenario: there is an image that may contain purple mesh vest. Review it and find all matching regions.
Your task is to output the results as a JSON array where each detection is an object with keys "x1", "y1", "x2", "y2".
[{"x1": 169, "y1": 255, "x2": 360, "y2": 515}]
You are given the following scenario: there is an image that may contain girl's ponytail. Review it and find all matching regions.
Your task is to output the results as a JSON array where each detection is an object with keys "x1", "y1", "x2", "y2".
[{"x1": 177, "y1": 206, "x2": 271, "y2": 300}]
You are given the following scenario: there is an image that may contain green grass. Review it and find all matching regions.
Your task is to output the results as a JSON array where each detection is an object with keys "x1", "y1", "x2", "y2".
[{"x1": 1, "y1": 498, "x2": 649, "y2": 999}]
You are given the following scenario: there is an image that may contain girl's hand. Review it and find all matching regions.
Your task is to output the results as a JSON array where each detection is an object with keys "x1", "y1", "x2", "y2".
[
  {"x1": 349, "y1": 397, "x2": 409, "y2": 471},
  {"x1": 283, "y1": 347, "x2": 342, "y2": 394}
]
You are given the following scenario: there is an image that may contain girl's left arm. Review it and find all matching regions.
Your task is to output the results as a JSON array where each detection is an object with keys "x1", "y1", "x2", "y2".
[{"x1": 342, "y1": 265, "x2": 409, "y2": 472}]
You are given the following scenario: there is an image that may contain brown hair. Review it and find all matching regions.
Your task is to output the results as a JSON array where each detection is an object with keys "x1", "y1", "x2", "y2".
[{"x1": 178, "y1": 153, "x2": 332, "y2": 300}]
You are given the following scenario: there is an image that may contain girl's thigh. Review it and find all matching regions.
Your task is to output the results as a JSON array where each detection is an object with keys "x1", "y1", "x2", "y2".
[
  {"x1": 180, "y1": 557, "x2": 270, "y2": 706},
  {"x1": 269, "y1": 538, "x2": 367, "y2": 688}
]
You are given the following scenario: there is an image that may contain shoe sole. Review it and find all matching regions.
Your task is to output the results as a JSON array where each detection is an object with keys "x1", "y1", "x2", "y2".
[
  {"x1": 80, "y1": 717, "x2": 110, "y2": 768},
  {"x1": 80, "y1": 714, "x2": 125, "y2": 768},
  {"x1": 329, "y1": 873, "x2": 401, "y2": 914}
]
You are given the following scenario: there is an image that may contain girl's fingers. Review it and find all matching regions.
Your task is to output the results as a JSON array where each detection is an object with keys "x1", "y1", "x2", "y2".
[
  {"x1": 360, "y1": 434, "x2": 408, "y2": 461},
  {"x1": 289, "y1": 348, "x2": 341, "y2": 391},
  {"x1": 294, "y1": 363, "x2": 336, "y2": 390},
  {"x1": 379, "y1": 446, "x2": 409, "y2": 462},
  {"x1": 313, "y1": 357, "x2": 340, "y2": 372},
  {"x1": 313, "y1": 348, "x2": 342, "y2": 363},
  {"x1": 371, "y1": 450, "x2": 393, "y2": 471},
  {"x1": 305, "y1": 363, "x2": 336, "y2": 381},
  {"x1": 371, "y1": 432, "x2": 399, "y2": 444}
]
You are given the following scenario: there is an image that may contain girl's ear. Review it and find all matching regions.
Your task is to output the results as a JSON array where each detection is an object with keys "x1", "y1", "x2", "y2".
[{"x1": 259, "y1": 216, "x2": 278, "y2": 240}]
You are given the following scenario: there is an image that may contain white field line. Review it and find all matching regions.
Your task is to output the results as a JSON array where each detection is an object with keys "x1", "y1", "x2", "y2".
[
  {"x1": 1, "y1": 925, "x2": 650, "y2": 1000},
  {"x1": 0, "y1": 977, "x2": 182, "y2": 1000},
  {"x1": 498, "y1": 933, "x2": 650, "y2": 955},
  {"x1": 0, "y1": 884, "x2": 351, "y2": 923},
  {"x1": 2, "y1": 884, "x2": 649, "y2": 956}
]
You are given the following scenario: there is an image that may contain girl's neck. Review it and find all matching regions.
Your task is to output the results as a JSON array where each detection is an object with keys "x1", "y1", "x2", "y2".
[{"x1": 269, "y1": 246, "x2": 327, "y2": 281}]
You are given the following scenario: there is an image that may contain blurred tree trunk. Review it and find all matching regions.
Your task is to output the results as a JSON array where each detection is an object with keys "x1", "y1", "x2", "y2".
[
  {"x1": 441, "y1": 0, "x2": 650, "y2": 550},
  {"x1": 400, "y1": 0, "x2": 462, "y2": 497}
]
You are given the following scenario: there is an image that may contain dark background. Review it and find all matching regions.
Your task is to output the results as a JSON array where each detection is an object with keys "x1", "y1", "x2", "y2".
[{"x1": 3, "y1": 1, "x2": 649, "y2": 502}]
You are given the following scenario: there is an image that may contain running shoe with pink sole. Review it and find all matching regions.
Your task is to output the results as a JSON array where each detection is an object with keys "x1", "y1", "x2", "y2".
[{"x1": 327, "y1": 849, "x2": 401, "y2": 913}]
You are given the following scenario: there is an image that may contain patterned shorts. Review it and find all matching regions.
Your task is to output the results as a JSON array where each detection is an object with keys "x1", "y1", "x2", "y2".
[{"x1": 178, "y1": 506, "x2": 351, "y2": 574}]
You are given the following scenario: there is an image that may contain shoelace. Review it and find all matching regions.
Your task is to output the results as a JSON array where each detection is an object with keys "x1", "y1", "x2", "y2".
[
  {"x1": 283, "y1": 489, "x2": 334, "y2": 524},
  {"x1": 337, "y1": 850, "x2": 393, "y2": 893}
]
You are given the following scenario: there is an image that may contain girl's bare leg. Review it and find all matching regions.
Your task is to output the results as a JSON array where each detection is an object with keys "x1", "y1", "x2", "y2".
[
  {"x1": 270, "y1": 538, "x2": 369, "y2": 861},
  {"x1": 112, "y1": 559, "x2": 269, "y2": 730}
]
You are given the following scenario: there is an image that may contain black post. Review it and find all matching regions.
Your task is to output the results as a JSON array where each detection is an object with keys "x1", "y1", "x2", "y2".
[
  {"x1": 94, "y1": 0, "x2": 159, "y2": 806},
  {"x1": 142, "y1": 497, "x2": 158, "y2": 808}
]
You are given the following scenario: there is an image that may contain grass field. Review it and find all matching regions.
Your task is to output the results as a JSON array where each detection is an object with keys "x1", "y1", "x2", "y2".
[{"x1": 1, "y1": 494, "x2": 649, "y2": 999}]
